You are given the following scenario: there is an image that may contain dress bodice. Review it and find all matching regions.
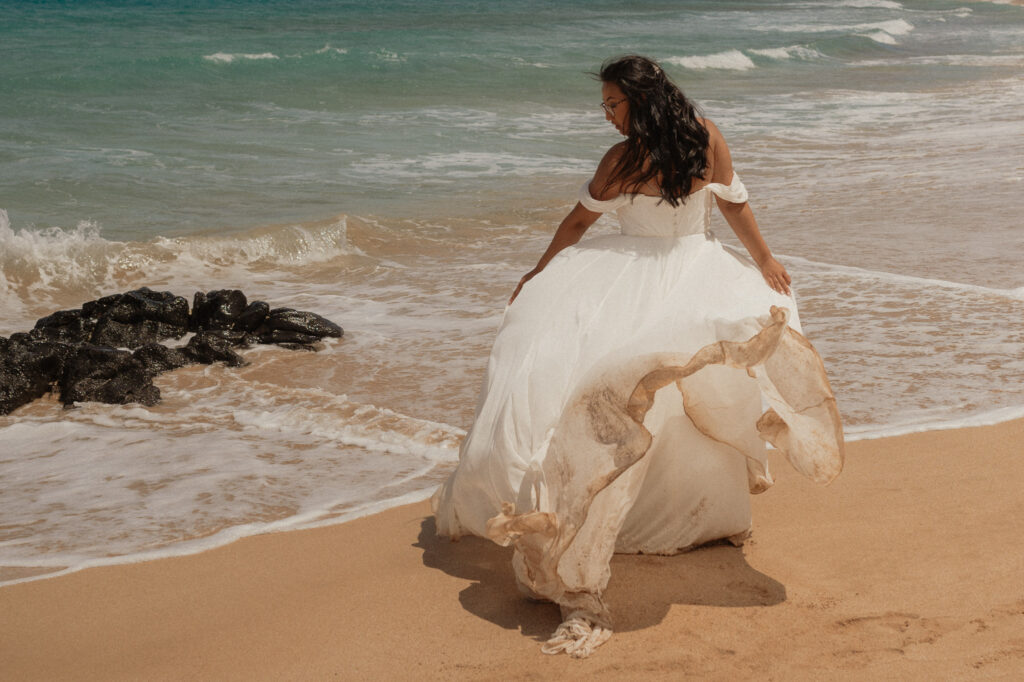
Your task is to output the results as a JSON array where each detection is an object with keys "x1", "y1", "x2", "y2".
[{"x1": 578, "y1": 173, "x2": 749, "y2": 237}]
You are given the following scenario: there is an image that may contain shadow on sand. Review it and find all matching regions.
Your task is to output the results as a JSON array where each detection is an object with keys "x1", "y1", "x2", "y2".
[{"x1": 416, "y1": 516, "x2": 785, "y2": 642}]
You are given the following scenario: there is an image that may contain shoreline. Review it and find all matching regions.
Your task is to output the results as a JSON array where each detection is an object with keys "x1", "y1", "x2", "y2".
[
  {"x1": 5, "y1": 402, "x2": 1024, "y2": 592},
  {"x1": 2, "y1": 418, "x2": 1023, "y2": 680}
]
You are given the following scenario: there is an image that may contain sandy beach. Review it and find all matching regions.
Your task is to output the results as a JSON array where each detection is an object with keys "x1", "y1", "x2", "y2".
[{"x1": 2, "y1": 418, "x2": 1022, "y2": 681}]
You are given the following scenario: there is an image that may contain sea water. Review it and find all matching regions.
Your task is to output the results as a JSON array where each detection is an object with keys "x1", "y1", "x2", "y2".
[{"x1": 1, "y1": 0, "x2": 1022, "y2": 585}]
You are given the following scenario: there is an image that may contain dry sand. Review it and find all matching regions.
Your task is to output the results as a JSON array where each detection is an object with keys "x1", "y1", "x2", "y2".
[{"x1": 2, "y1": 419, "x2": 1023, "y2": 680}]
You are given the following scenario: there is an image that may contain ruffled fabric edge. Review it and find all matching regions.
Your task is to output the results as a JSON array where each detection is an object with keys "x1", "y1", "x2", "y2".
[
  {"x1": 577, "y1": 180, "x2": 630, "y2": 213},
  {"x1": 705, "y1": 172, "x2": 749, "y2": 204},
  {"x1": 484, "y1": 306, "x2": 844, "y2": 658}
]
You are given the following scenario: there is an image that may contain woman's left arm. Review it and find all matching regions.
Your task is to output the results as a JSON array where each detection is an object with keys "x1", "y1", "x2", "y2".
[
  {"x1": 706, "y1": 119, "x2": 791, "y2": 296},
  {"x1": 716, "y1": 198, "x2": 791, "y2": 295}
]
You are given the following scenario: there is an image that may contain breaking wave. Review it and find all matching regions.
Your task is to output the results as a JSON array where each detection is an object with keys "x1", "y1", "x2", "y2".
[
  {"x1": 665, "y1": 50, "x2": 757, "y2": 71},
  {"x1": 203, "y1": 52, "x2": 280, "y2": 64},
  {"x1": 0, "y1": 209, "x2": 358, "y2": 325}
]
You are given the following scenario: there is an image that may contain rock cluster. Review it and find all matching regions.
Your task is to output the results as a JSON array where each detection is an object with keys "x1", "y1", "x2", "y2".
[{"x1": 0, "y1": 288, "x2": 343, "y2": 415}]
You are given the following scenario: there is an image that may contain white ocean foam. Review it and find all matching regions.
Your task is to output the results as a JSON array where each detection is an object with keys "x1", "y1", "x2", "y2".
[
  {"x1": 779, "y1": 254, "x2": 1024, "y2": 439},
  {"x1": 846, "y1": 403, "x2": 1024, "y2": 441},
  {"x1": 289, "y1": 487, "x2": 439, "y2": 531},
  {"x1": 152, "y1": 217, "x2": 358, "y2": 267},
  {"x1": 510, "y1": 56, "x2": 551, "y2": 68},
  {"x1": 852, "y1": 19, "x2": 915, "y2": 44},
  {"x1": 349, "y1": 151, "x2": 593, "y2": 180},
  {"x1": 795, "y1": 0, "x2": 904, "y2": 7},
  {"x1": 373, "y1": 48, "x2": 406, "y2": 63},
  {"x1": 749, "y1": 45, "x2": 826, "y2": 61},
  {"x1": 359, "y1": 107, "x2": 500, "y2": 129},
  {"x1": 859, "y1": 18, "x2": 915, "y2": 33},
  {"x1": 315, "y1": 44, "x2": 348, "y2": 55},
  {"x1": 203, "y1": 52, "x2": 280, "y2": 64},
  {"x1": 797, "y1": 0, "x2": 905, "y2": 7},
  {"x1": 0, "y1": 483, "x2": 441, "y2": 589},
  {"x1": 772, "y1": 18, "x2": 914, "y2": 38},
  {"x1": 0, "y1": 377, "x2": 463, "y2": 588},
  {"x1": 704, "y1": 76, "x2": 1024, "y2": 142},
  {"x1": 222, "y1": 381, "x2": 466, "y2": 461},
  {"x1": 0, "y1": 209, "x2": 127, "y2": 323},
  {"x1": 851, "y1": 54, "x2": 1024, "y2": 67},
  {"x1": 782, "y1": 254, "x2": 1024, "y2": 301},
  {"x1": 664, "y1": 50, "x2": 757, "y2": 71},
  {"x1": 358, "y1": 107, "x2": 608, "y2": 140},
  {"x1": 506, "y1": 112, "x2": 609, "y2": 139},
  {"x1": 841, "y1": 0, "x2": 903, "y2": 7},
  {"x1": 858, "y1": 30, "x2": 897, "y2": 44}
]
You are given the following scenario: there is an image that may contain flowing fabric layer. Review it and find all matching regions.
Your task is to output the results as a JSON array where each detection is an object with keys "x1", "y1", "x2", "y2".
[{"x1": 483, "y1": 306, "x2": 843, "y2": 657}]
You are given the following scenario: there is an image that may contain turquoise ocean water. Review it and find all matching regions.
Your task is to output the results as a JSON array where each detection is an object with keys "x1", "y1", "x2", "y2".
[{"x1": 2, "y1": 0, "x2": 1023, "y2": 585}]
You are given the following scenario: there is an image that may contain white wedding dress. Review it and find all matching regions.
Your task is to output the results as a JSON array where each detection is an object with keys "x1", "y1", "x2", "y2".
[{"x1": 432, "y1": 173, "x2": 844, "y2": 657}]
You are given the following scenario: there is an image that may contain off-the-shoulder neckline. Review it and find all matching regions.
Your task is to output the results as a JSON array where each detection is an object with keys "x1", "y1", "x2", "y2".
[
  {"x1": 585, "y1": 173, "x2": 739, "y2": 204},
  {"x1": 585, "y1": 183, "x2": 716, "y2": 204}
]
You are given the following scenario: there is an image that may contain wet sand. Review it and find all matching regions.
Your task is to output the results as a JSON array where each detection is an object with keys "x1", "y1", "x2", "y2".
[{"x1": 2, "y1": 419, "x2": 1023, "y2": 680}]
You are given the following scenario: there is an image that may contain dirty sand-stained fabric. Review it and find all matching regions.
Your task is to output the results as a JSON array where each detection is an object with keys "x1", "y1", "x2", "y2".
[{"x1": 432, "y1": 173, "x2": 844, "y2": 658}]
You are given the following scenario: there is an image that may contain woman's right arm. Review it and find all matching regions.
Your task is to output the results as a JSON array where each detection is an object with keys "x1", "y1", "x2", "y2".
[
  {"x1": 508, "y1": 203, "x2": 601, "y2": 304},
  {"x1": 508, "y1": 144, "x2": 624, "y2": 304}
]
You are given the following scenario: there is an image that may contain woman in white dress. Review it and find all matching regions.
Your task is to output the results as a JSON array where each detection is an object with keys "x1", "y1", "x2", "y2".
[{"x1": 433, "y1": 55, "x2": 844, "y2": 658}]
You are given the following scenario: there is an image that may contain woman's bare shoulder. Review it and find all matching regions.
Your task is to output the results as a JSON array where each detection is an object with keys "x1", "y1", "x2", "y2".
[
  {"x1": 590, "y1": 141, "x2": 628, "y2": 200},
  {"x1": 597, "y1": 141, "x2": 627, "y2": 170},
  {"x1": 699, "y1": 117, "x2": 724, "y2": 145},
  {"x1": 698, "y1": 117, "x2": 734, "y2": 184}
]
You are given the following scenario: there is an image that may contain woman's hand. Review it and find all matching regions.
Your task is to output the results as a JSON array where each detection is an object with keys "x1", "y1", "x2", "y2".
[
  {"x1": 759, "y1": 257, "x2": 792, "y2": 296},
  {"x1": 509, "y1": 268, "x2": 540, "y2": 304}
]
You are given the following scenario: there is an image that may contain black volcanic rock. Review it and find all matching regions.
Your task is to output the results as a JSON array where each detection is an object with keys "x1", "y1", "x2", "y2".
[
  {"x1": 30, "y1": 309, "x2": 96, "y2": 345},
  {"x1": 58, "y1": 344, "x2": 160, "y2": 407},
  {"x1": 258, "y1": 308, "x2": 343, "y2": 340},
  {"x1": 236, "y1": 300, "x2": 270, "y2": 332},
  {"x1": 190, "y1": 289, "x2": 248, "y2": 332},
  {"x1": 198, "y1": 329, "x2": 256, "y2": 348},
  {"x1": 257, "y1": 329, "x2": 321, "y2": 346},
  {"x1": 0, "y1": 335, "x2": 75, "y2": 414},
  {"x1": 90, "y1": 317, "x2": 188, "y2": 349},
  {"x1": 183, "y1": 331, "x2": 248, "y2": 367},
  {"x1": 82, "y1": 288, "x2": 189, "y2": 325},
  {"x1": 83, "y1": 288, "x2": 190, "y2": 349},
  {"x1": 132, "y1": 343, "x2": 194, "y2": 376},
  {"x1": 2, "y1": 289, "x2": 342, "y2": 414},
  {"x1": 31, "y1": 289, "x2": 190, "y2": 350}
]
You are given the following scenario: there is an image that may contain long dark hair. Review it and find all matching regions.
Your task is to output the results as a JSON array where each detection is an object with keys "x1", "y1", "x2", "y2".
[{"x1": 598, "y1": 55, "x2": 709, "y2": 206}]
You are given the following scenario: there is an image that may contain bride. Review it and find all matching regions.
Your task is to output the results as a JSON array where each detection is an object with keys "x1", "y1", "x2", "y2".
[{"x1": 433, "y1": 55, "x2": 844, "y2": 658}]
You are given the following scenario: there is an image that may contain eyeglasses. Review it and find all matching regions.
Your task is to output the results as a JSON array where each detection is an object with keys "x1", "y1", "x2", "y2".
[{"x1": 600, "y1": 98, "x2": 626, "y2": 115}]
